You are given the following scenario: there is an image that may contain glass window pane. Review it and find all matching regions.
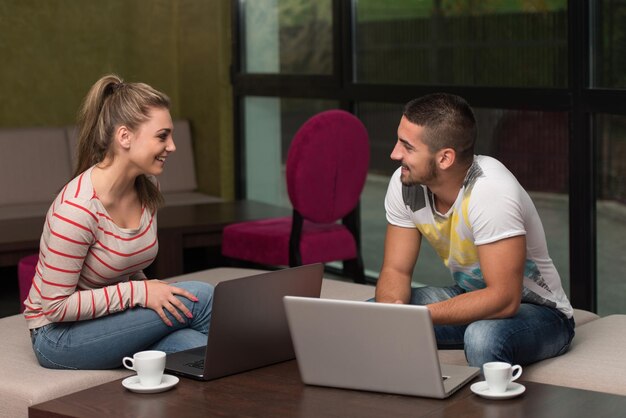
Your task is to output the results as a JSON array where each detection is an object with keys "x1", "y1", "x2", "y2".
[
  {"x1": 591, "y1": 1, "x2": 626, "y2": 88},
  {"x1": 596, "y1": 114, "x2": 626, "y2": 315},
  {"x1": 243, "y1": 97, "x2": 339, "y2": 205},
  {"x1": 241, "y1": 0, "x2": 332, "y2": 74},
  {"x1": 358, "y1": 102, "x2": 570, "y2": 290},
  {"x1": 354, "y1": 0, "x2": 568, "y2": 87}
]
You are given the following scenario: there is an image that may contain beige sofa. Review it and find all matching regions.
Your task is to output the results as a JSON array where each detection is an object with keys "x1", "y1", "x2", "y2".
[
  {"x1": 1, "y1": 267, "x2": 623, "y2": 418},
  {"x1": 0, "y1": 120, "x2": 221, "y2": 221}
]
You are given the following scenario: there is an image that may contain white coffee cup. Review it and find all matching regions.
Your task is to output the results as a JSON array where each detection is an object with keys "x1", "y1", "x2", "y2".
[
  {"x1": 483, "y1": 361, "x2": 522, "y2": 393},
  {"x1": 122, "y1": 350, "x2": 166, "y2": 387}
]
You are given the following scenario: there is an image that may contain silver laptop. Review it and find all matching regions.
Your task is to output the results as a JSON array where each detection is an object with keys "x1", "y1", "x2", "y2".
[
  {"x1": 165, "y1": 264, "x2": 324, "y2": 380},
  {"x1": 283, "y1": 297, "x2": 480, "y2": 398}
]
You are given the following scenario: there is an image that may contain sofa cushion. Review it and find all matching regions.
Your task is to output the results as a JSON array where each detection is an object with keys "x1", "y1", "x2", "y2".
[
  {"x1": 65, "y1": 125, "x2": 79, "y2": 172},
  {"x1": 0, "y1": 314, "x2": 131, "y2": 418},
  {"x1": 0, "y1": 202, "x2": 53, "y2": 220},
  {"x1": 0, "y1": 127, "x2": 71, "y2": 207},
  {"x1": 0, "y1": 122, "x2": 220, "y2": 222},
  {"x1": 436, "y1": 308, "x2": 600, "y2": 368},
  {"x1": 157, "y1": 121, "x2": 224, "y2": 205},
  {"x1": 524, "y1": 314, "x2": 626, "y2": 396},
  {"x1": 158, "y1": 120, "x2": 198, "y2": 193},
  {"x1": 573, "y1": 308, "x2": 601, "y2": 326}
]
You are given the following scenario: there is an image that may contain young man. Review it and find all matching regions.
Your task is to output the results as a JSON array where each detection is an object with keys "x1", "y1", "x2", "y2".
[{"x1": 376, "y1": 93, "x2": 575, "y2": 368}]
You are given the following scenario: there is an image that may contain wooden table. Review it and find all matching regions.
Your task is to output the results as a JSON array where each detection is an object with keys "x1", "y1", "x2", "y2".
[
  {"x1": 0, "y1": 200, "x2": 291, "y2": 278},
  {"x1": 150, "y1": 200, "x2": 290, "y2": 278},
  {"x1": 29, "y1": 360, "x2": 626, "y2": 418}
]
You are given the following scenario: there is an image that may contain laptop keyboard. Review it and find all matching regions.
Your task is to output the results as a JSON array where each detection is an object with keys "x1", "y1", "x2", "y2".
[{"x1": 185, "y1": 359, "x2": 205, "y2": 370}]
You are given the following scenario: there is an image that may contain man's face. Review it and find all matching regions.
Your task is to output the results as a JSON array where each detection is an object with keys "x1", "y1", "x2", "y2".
[{"x1": 390, "y1": 116, "x2": 438, "y2": 186}]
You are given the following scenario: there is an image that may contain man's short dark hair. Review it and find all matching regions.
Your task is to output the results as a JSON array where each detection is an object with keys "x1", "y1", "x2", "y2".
[{"x1": 403, "y1": 93, "x2": 477, "y2": 165}]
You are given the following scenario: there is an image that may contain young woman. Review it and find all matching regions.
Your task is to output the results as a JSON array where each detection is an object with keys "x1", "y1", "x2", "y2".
[{"x1": 23, "y1": 74, "x2": 213, "y2": 369}]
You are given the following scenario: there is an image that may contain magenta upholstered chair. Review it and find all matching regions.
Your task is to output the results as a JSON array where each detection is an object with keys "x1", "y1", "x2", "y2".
[
  {"x1": 221, "y1": 110, "x2": 370, "y2": 283},
  {"x1": 18, "y1": 253, "x2": 39, "y2": 313}
]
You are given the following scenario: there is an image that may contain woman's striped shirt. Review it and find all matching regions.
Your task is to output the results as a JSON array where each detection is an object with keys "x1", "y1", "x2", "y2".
[{"x1": 23, "y1": 166, "x2": 159, "y2": 329}]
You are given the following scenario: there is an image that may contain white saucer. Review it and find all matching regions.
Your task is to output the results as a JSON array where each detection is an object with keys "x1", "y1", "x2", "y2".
[
  {"x1": 122, "y1": 374, "x2": 179, "y2": 394},
  {"x1": 470, "y1": 381, "x2": 526, "y2": 400}
]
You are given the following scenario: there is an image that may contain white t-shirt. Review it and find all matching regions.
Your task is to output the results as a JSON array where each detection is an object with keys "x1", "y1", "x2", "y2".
[{"x1": 385, "y1": 155, "x2": 573, "y2": 318}]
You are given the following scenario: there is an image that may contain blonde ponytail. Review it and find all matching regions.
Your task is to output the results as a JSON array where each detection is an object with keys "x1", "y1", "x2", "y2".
[{"x1": 73, "y1": 74, "x2": 170, "y2": 212}]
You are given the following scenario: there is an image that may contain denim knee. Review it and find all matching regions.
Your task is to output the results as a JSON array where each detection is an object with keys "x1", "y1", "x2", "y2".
[
  {"x1": 462, "y1": 306, "x2": 574, "y2": 368},
  {"x1": 172, "y1": 281, "x2": 214, "y2": 306},
  {"x1": 463, "y1": 320, "x2": 509, "y2": 367},
  {"x1": 170, "y1": 281, "x2": 213, "y2": 333}
]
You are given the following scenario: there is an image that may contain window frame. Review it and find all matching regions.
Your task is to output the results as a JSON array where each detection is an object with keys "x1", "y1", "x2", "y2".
[{"x1": 231, "y1": 0, "x2": 626, "y2": 312}]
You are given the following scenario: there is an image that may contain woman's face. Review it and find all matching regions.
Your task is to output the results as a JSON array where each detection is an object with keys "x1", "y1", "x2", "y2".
[{"x1": 127, "y1": 107, "x2": 176, "y2": 177}]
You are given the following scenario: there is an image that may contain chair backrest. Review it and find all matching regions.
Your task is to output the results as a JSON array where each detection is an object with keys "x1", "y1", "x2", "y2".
[{"x1": 286, "y1": 110, "x2": 370, "y2": 224}]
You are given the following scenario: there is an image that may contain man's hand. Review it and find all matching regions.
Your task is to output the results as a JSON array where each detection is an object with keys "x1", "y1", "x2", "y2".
[{"x1": 145, "y1": 280, "x2": 198, "y2": 326}]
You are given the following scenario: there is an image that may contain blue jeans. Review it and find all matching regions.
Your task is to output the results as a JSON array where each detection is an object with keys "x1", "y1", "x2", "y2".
[
  {"x1": 408, "y1": 285, "x2": 576, "y2": 368},
  {"x1": 30, "y1": 281, "x2": 213, "y2": 370}
]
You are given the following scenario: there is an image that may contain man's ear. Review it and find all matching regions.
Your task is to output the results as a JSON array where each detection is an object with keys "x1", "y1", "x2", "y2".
[
  {"x1": 437, "y1": 148, "x2": 456, "y2": 170},
  {"x1": 116, "y1": 126, "x2": 132, "y2": 150}
]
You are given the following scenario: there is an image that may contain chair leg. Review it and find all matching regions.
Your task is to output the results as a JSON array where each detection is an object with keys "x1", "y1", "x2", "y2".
[
  {"x1": 289, "y1": 210, "x2": 304, "y2": 267},
  {"x1": 343, "y1": 257, "x2": 366, "y2": 284}
]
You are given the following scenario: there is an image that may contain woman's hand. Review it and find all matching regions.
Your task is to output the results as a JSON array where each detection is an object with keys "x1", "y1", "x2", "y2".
[{"x1": 145, "y1": 280, "x2": 199, "y2": 326}]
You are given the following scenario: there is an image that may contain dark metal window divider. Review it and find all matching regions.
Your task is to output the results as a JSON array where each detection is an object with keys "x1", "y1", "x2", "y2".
[{"x1": 230, "y1": 0, "x2": 626, "y2": 312}]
